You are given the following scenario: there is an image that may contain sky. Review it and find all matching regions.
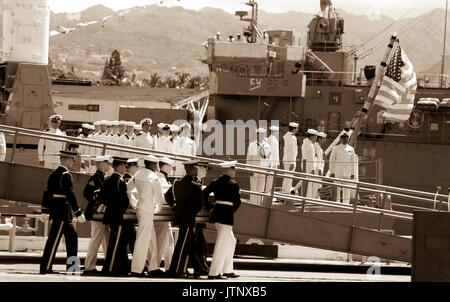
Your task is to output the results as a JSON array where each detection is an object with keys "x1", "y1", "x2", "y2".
[{"x1": 48, "y1": 0, "x2": 446, "y2": 20}]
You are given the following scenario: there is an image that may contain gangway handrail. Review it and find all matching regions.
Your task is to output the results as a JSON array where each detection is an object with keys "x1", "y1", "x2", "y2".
[{"x1": 0, "y1": 124, "x2": 447, "y2": 207}]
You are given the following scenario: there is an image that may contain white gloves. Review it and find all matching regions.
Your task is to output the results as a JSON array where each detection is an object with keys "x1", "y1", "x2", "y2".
[{"x1": 77, "y1": 214, "x2": 86, "y2": 223}]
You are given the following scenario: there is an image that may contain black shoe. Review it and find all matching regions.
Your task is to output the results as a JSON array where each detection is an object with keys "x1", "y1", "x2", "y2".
[
  {"x1": 83, "y1": 269, "x2": 99, "y2": 276},
  {"x1": 223, "y1": 272, "x2": 239, "y2": 278},
  {"x1": 39, "y1": 269, "x2": 55, "y2": 275},
  {"x1": 129, "y1": 272, "x2": 147, "y2": 278},
  {"x1": 208, "y1": 275, "x2": 227, "y2": 280},
  {"x1": 193, "y1": 270, "x2": 209, "y2": 278},
  {"x1": 165, "y1": 271, "x2": 187, "y2": 279},
  {"x1": 147, "y1": 269, "x2": 166, "y2": 277}
]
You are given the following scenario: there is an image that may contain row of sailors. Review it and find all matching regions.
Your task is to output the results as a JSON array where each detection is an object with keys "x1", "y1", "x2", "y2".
[
  {"x1": 247, "y1": 122, "x2": 357, "y2": 204},
  {"x1": 37, "y1": 114, "x2": 196, "y2": 177},
  {"x1": 78, "y1": 118, "x2": 196, "y2": 177}
]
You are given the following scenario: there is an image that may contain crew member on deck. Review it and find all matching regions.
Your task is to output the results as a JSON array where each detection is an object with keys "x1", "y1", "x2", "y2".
[
  {"x1": 204, "y1": 161, "x2": 241, "y2": 279},
  {"x1": 128, "y1": 155, "x2": 165, "y2": 277},
  {"x1": 282, "y1": 122, "x2": 299, "y2": 193},
  {"x1": 164, "y1": 160, "x2": 203, "y2": 278},
  {"x1": 134, "y1": 118, "x2": 157, "y2": 166},
  {"x1": 0, "y1": 130, "x2": 6, "y2": 161},
  {"x1": 40, "y1": 150, "x2": 86, "y2": 274},
  {"x1": 266, "y1": 125, "x2": 280, "y2": 193},
  {"x1": 83, "y1": 155, "x2": 111, "y2": 275},
  {"x1": 329, "y1": 131, "x2": 357, "y2": 204},
  {"x1": 37, "y1": 115, "x2": 67, "y2": 169},
  {"x1": 246, "y1": 128, "x2": 271, "y2": 205},
  {"x1": 101, "y1": 157, "x2": 132, "y2": 276},
  {"x1": 302, "y1": 129, "x2": 318, "y2": 198},
  {"x1": 155, "y1": 157, "x2": 175, "y2": 271}
]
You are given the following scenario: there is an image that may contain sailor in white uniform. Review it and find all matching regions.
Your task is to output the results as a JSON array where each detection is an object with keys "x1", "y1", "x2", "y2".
[
  {"x1": 311, "y1": 131, "x2": 327, "y2": 198},
  {"x1": 281, "y1": 122, "x2": 299, "y2": 193},
  {"x1": 301, "y1": 129, "x2": 318, "y2": 198},
  {"x1": 156, "y1": 124, "x2": 173, "y2": 154},
  {"x1": 0, "y1": 130, "x2": 6, "y2": 161},
  {"x1": 246, "y1": 127, "x2": 271, "y2": 205},
  {"x1": 329, "y1": 131, "x2": 357, "y2": 204},
  {"x1": 173, "y1": 123, "x2": 196, "y2": 177},
  {"x1": 155, "y1": 157, "x2": 175, "y2": 271},
  {"x1": 134, "y1": 118, "x2": 157, "y2": 167},
  {"x1": 265, "y1": 125, "x2": 280, "y2": 193},
  {"x1": 37, "y1": 114, "x2": 67, "y2": 169},
  {"x1": 128, "y1": 155, "x2": 164, "y2": 276}
]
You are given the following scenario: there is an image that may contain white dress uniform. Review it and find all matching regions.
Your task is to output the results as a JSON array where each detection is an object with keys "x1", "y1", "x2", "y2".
[
  {"x1": 246, "y1": 130, "x2": 271, "y2": 205},
  {"x1": 128, "y1": 155, "x2": 164, "y2": 274},
  {"x1": 37, "y1": 127, "x2": 66, "y2": 169},
  {"x1": 157, "y1": 135, "x2": 173, "y2": 154},
  {"x1": 282, "y1": 129, "x2": 298, "y2": 193},
  {"x1": 77, "y1": 133, "x2": 90, "y2": 173},
  {"x1": 134, "y1": 131, "x2": 156, "y2": 166},
  {"x1": 155, "y1": 159, "x2": 175, "y2": 271},
  {"x1": 329, "y1": 141, "x2": 357, "y2": 204},
  {"x1": 265, "y1": 127, "x2": 280, "y2": 193},
  {"x1": 301, "y1": 136, "x2": 317, "y2": 198},
  {"x1": 173, "y1": 136, "x2": 196, "y2": 177},
  {"x1": 0, "y1": 132, "x2": 6, "y2": 161}
]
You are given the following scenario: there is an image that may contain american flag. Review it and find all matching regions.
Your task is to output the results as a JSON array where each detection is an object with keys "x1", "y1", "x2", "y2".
[{"x1": 374, "y1": 46, "x2": 417, "y2": 122}]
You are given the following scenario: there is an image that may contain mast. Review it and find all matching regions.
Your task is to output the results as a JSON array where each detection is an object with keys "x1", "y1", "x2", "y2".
[{"x1": 441, "y1": 0, "x2": 448, "y2": 88}]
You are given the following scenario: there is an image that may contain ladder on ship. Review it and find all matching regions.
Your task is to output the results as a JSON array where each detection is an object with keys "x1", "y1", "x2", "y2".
[{"x1": 0, "y1": 124, "x2": 448, "y2": 263}]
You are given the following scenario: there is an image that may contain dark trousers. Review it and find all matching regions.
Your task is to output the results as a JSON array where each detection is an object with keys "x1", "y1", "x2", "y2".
[
  {"x1": 40, "y1": 219, "x2": 78, "y2": 273},
  {"x1": 102, "y1": 224, "x2": 130, "y2": 275},
  {"x1": 123, "y1": 222, "x2": 136, "y2": 254},
  {"x1": 168, "y1": 224, "x2": 196, "y2": 274},
  {"x1": 189, "y1": 224, "x2": 209, "y2": 273}
]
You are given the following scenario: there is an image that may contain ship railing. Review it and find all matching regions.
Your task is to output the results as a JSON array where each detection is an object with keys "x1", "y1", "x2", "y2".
[
  {"x1": 0, "y1": 124, "x2": 448, "y2": 220},
  {"x1": 416, "y1": 74, "x2": 450, "y2": 89},
  {"x1": 304, "y1": 70, "x2": 371, "y2": 87}
]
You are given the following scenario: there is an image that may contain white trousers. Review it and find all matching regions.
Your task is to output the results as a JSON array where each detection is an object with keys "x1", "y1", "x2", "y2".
[
  {"x1": 335, "y1": 177, "x2": 351, "y2": 204},
  {"x1": 155, "y1": 221, "x2": 174, "y2": 271},
  {"x1": 131, "y1": 209, "x2": 158, "y2": 273},
  {"x1": 84, "y1": 221, "x2": 110, "y2": 270},
  {"x1": 250, "y1": 173, "x2": 266, "y2": 205},
  {"x1": 265, "y1": 165, "x2": 279, "y2": 194},
  {"x1": 209, "y1": 223, "x2": 236, "y2": 276},
  {"x1": 282, "y1": 162, "x2": 296, "y2": 193}
]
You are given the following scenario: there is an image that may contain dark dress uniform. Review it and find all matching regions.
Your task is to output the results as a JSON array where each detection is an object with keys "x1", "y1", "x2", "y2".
[
  {"x1": 203, "y1": 175, "x2": 241, "y2": 225},
  {"x1": 188, "y1": 176, "x2": 209, "y2": 276},
  {"x1": 203, "y1": 174, "x2": 241, "y2": 277},
  {"x1": 164, "y1": 174, "x2": 203, "y2": 275},
  {"x1": 83, "y1": 170, "x2": 105, "y2": 220},
  {"x1": 122, "y1": 171, "x2": 136, "y2": 254},
  {"x1": 40, "y1": 165, "x2": 83, "y2": 274},
  {"x1": 101, "y1": 172, "x2": 132, "y2": 275}
]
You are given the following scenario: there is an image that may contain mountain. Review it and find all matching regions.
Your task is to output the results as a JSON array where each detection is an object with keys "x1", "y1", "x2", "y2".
[{"x1": 1, "y1": 4, "x2": 449, "y2": 80}]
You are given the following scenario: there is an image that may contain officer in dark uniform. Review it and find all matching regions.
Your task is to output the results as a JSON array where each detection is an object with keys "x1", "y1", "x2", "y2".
[
  {"x1": 83, "y1": 155, "x2": 111, "y2": 275},
  {"x1": 188, "y1": 161, "x2": 210, "y2": 278},
  {"x1": 101, "y1": 157, "x2": 132, "y2": 276},
  {"x1": 203, "y1": 161, "x2": 241, "y2": 279},
  {"x1": 40, "y1": 150, "x2": 86, "y2": 274},
  {"x1": 164, "y1": 160, "x2": 203, "y2": 278},
  {"x1": 122, "y1": 158, "x2": 138, "y2": 254}
]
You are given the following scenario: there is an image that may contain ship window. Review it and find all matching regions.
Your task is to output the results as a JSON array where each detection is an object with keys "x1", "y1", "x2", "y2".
[
  {"x1": 328, "y1": 111, "x2": 341, "y2": 133},
  {"x1": 329, "y1": 92, "x2": 342, "y2": 105}
]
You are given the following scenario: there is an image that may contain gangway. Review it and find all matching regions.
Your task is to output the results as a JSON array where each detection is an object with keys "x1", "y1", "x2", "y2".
[{"x1": 1, "y1": 124, "x2": 449, "y2": 263}]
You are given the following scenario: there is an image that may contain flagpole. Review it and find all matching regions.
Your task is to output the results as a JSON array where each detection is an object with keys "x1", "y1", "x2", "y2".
[
  {"x1": 441, "y1": 0, "x2": 448, "y2": 88},
  {"x1": 347, "y1": 33, "x2": 399, "y2": 147}
]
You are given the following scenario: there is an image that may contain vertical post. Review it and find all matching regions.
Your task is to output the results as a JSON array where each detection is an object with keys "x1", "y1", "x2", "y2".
[
  {"x1": 102, "y1": 143, "x2": 107, "y2": 156},
  {"x1": 10, "y1": 129, "x2": 18, "y2": 163},
  {"x1": 8, "y1": 217, "x2": 16, "y2": 253},
  {"x1": 351, "y1": 184, "x2": 359, "y2": 227},
  {"x1": 441, "y1": 0, "x2": 449, "y2": 88},
  {"x1": 378, "y1": 212, "x2": 384, "y2": 231}
]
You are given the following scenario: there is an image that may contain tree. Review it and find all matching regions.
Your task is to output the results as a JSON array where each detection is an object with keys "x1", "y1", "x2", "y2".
[{"x1": 102, "y1": 49, "x2": 125, "y2": 85}]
